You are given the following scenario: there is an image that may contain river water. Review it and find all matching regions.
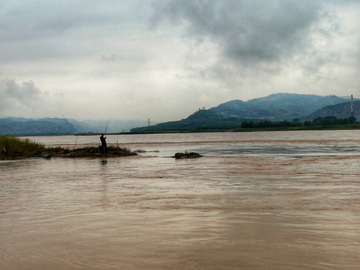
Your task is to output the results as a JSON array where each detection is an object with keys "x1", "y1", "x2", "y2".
[{"x1": 1, "y1": 130, "x2": 360, "y2": 269}]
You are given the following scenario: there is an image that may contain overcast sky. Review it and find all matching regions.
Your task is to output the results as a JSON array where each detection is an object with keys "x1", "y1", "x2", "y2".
[{"x1": 1, "y1": 0, "x2": 359, "y2": 122}]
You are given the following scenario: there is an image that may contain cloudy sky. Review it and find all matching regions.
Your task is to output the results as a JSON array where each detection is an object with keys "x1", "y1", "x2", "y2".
[{"x1": 1, "y1": 0, "x2": 359, "y2": 122}]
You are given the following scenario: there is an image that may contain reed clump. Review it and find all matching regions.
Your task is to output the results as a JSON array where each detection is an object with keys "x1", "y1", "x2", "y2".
[
  {"x1": 0, "y1": 135, "x2": 46, "y2": 160},
  {"x1": 0, "y1": 136, "x2": 137, "y2": 160}
]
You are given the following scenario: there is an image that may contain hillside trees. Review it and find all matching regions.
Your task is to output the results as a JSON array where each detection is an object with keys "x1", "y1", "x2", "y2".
[{"x1": 241, "y1": 116, "x2": 357, "y2": 129}]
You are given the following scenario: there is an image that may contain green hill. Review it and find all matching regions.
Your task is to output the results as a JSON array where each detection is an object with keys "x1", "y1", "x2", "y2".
[
  {"x1": 130, "y1": 93, "x2": 353, "y2": 133},
  {"x1": 211, "y1": 93, "x2": 347, "y2": 120},
  {"x1": 302, "y1": 100, "x2": 360, "y2": 121},
  {"x1": 132, "y1": 110, "x2": 242, "y2": 133}
]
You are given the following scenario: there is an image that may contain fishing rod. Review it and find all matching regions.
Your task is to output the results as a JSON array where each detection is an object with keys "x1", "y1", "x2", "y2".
[
  {"x1": 74, "y1": 136, "x2": 78, "y2": 150},
  {"x1": 99, "y1": 119, "x2": 111, "y2": 147},
  {"x1": 104, "y1": 119, "x2": 111, "y2": 136}
]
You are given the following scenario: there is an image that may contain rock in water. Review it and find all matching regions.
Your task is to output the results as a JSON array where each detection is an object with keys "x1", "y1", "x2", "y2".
[{"x1": 174, "y1": 152, "x2": 203, "y2": 159}]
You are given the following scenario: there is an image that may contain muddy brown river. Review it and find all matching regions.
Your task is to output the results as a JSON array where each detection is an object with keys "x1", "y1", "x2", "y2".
[{"x1": 1, "y1": 131, "x2": 360, "y2": 269}]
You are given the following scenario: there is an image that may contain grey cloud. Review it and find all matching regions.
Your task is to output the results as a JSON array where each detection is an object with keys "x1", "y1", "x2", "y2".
[
  {"x1": 150, "y1": 0, "x2": 333, "y2": 65},
  {"x1": 101, "y1": 54, "x2": 118, "y2": 62},
  {"x1": 0, "y1": 0, "x2": 358, "y2": 121},
  {"x1": 0, "y1": 1, "x2": 132, "y2": 42},
  {"x1": 0, "y1": 79, "x2": 43, "y2": 111},
  {"x1": 0, "y1": 4, "x2": 74, "y2": 41},
  {"x1": 101, "y1": 54, "x2": 144, "y2": 62},
  {"x1": 0, "y1": 1, "x2": 137, "y2": 63}
]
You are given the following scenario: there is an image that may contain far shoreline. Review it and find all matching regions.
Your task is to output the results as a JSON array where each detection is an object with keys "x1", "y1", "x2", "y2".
[{"x1": 3, "y1": 123, "x2": 360, "y2": 137}]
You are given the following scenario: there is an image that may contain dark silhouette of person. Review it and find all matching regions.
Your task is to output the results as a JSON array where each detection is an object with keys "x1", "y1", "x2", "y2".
[{"x1": 100, "y1": 133, "x2": 107, "y2": 153}]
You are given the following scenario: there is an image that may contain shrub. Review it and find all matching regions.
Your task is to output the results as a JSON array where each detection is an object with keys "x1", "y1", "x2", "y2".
[{"x1": 0, "y1": 135, "x2": 45, "y2": 159}]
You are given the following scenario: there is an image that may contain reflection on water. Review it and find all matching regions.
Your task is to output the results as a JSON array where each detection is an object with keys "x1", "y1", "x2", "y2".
[{"x1": 1, "y1": 131, "x2": 360, "y2": 269}]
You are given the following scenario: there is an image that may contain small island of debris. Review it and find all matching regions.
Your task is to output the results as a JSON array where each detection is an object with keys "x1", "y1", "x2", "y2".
[{"x1": 173, "y1": 151, "x2": 203, "y2": 159}]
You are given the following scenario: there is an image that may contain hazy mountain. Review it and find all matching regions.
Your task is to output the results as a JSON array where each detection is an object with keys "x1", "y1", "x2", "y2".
[
  {"x1": 211, "y1": 93, "x2": 348, "y2": 120},
  {"x1": 209, "y1": 99, "x2": 275, "y2": 120},
  {"x1": 0, "y1": 118, "x2": 77, "y2": 135},
  {"x1": 302, "y1": 100, "x2": 359, "y2": 121},
  {"x1": 0, "y1": 117, "x2": 152, "y2": 136},
  {"x1": 69, "y1": 119, "x2": 151, "y2": 133},
  {"x1": 1, "y1": 93, "x2": 356, "y2": 135},
  {"x1": 130, "y1": 93, "x2": 354, "y2": 133}
]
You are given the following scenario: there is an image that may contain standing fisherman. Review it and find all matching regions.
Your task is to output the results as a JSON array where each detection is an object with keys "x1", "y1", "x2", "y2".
[{"x1": 100, "y1": 133, "x2": 107, "y2": 153}]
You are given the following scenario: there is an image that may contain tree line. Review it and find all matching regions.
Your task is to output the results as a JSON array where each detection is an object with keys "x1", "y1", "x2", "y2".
[
  {"x1": 241, "y1": 116, "x2": 357, "y2": 129},
  {"x1": 130, "y1": 115, "x2": 358, "y2": 133}
]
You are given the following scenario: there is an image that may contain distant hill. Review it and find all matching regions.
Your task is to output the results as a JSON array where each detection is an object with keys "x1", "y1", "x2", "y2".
[
  {"x1": 211, "y1": 93, "x2": 347, "y2": 120},
  {"x1": 130, "y1": 93, "x2": 354, "y2": 133},
  {"x1": 0, "y1": 118, "x2": 150, "y2": 136},
  {"x1": 209, "y1": 99, "x2": 275, "y2": 119},
  {"x1": 0, "y1": 118, "x2": 77, "y2": 136},
  {"x1": 1, "y1": 93, "x2": 356, "y2": 135},
  {"x1": 131, "y1": 109, "x2": 242, "y2": 133},
  {"x1": 71, "y1": 119, "x2": 150, "y2": 133},
  {"x1": 302, "y1": 100, "x2": 359, "y2": 121}
]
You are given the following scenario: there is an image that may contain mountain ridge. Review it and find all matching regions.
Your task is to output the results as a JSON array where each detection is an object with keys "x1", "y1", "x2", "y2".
[
  {"x1": 0, "y1": 118, "x2": 149, "y2": 136},
  {"x1": 130, "y1": 93, "x2": 356, "y2": 133},
  {"x1": 0, "y1": 93, "x2": 356, "y2": 135},
  {"x1": 210, "y1": 93, "x2": 348, "y2": 120}
]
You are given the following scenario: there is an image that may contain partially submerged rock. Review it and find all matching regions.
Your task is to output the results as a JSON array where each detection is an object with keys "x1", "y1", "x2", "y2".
[{"x1": 174, "y1": 152, "x2": 203, "y2": 159}]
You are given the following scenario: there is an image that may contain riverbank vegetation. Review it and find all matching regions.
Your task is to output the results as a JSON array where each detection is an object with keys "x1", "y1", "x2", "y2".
[
  {"x1": 241, "y1": 116, "x2": 357, "y2": 129},
  {"x1": 45, "y1": 146, "x2": 137, "y2": 158},
  {"x1": 130, "y1": 116, "x2": 359, "y2": 133},
  {"x1": 0, "y1": 135, "x2": 46, "y2": 160},
  {"x1": 238, "y1": 116, "x2": 359, "y2": 131},
  {"x1": 0, "y1": 135, "x2": 137, "y2": 160}
]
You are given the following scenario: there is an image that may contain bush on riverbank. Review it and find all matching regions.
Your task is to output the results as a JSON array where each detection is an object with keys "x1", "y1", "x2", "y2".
[
  {"x1": 0, "y1": 135, "x2": 46, "y2": 160},
  {"x1": 241, "y1": 116, "x2": 357, "y2": 129},
  {"x1": 0, "y1": 136, "x2": 137, "y2": 160}
]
